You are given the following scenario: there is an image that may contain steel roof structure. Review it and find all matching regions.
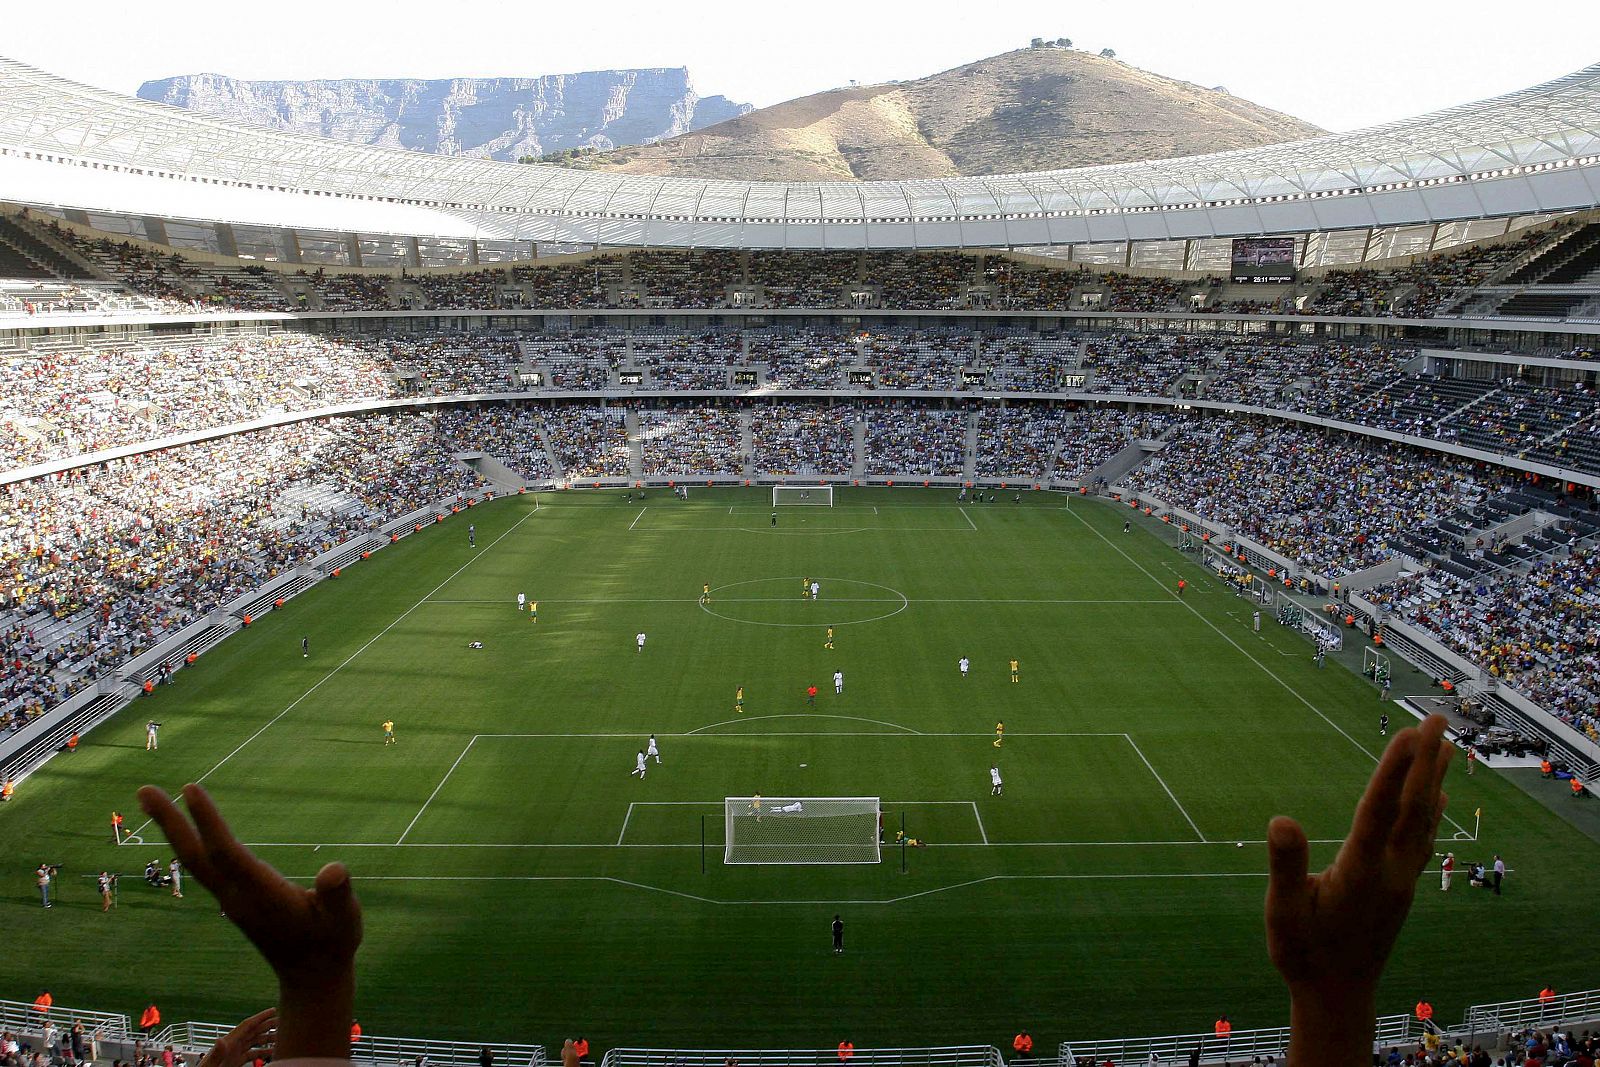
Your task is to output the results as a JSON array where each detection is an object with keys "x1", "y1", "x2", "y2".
[{"x1": 1, "y1": 54, "x2": 1598, "y2": 249}]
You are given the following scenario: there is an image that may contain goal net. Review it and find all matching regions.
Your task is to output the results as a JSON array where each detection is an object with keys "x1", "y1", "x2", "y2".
[
  {"x1": 724, "y1": 796, "x2": 881, "y2": 864},
  {"x1": 773, "y1": 485, "x2": 833, "y2": 506}
]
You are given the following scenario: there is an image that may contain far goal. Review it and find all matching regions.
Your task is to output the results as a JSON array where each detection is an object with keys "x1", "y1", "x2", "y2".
[
  {"x1": 773, "y1": 485, "x2": 833, "y2": 506},
  {"x1": 724, "y1": 796, "x2": 881, "y2": 864}
]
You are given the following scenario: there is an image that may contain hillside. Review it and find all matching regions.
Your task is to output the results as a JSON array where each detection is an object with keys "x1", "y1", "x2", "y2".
[
  {"x1": 136, "y1": 69, "x2": 751, "y2": 162},
  {"x1": 566, "y1": 47, "x2": 1324, "y2": 181}
]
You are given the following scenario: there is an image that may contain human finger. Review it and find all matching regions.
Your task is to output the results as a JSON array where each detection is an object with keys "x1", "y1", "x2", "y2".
[
  {"x1": 240, "y1": 1008, "x2": 276, "y2": 1039},
  {"x1": 1394, "y1": 718, "x2": 1451, "y2": 858},
  {"x1": 1265, "y1": 815, "x2": 1310, "y2": 916},
  {"x1": 138, "y1": 786, "x2": 216, "y2": 883},
  {"x1": 1345, "y1": 727, "x2": 1417, "y2": 866},
  {"x1": 182, "y1": 783, "x2": 258, "y2": 879}
]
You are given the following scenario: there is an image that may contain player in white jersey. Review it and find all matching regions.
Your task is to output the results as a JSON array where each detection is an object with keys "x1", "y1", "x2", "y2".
[
  {"x1": 810, "y1": 581, "x2": 820, "y2": 601},
  {"x1": 646, "y1": 734, "x2": 660, "y2": 763},
  {"x1": 778, "y1": 801, "x2": 803, "y2": 814},
  {"x1": 833, "y1": 670, "x2": 844, "y2": 695},
  {"x1": 636, "y1": 632, "x2": 646, "y2": 653},
  {"x1": 959, "y1": 656, "x2": 970, "y2": 678},
  {"x1": 631, "y1": 750, "x2": 647, "y2": 779},
  {"x1": 990, "y1": 765, "x2": 1003, "y2": 795},
  {"x1": 517, "y1": 592, "x2": 526, "y2": 611}
]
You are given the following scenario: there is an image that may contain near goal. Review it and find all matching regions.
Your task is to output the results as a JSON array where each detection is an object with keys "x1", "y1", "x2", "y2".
[
  {"x1": 724, "y1": 796, "x2": 881, "y2": 864},
  {"x1": 773, "y1": 485, "x2": 833, "y2": 506}
]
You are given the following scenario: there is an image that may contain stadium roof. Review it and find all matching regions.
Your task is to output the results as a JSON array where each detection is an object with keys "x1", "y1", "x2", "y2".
[{"x1": 1, "y1": 55, "x2": 1599, "y2": 250}]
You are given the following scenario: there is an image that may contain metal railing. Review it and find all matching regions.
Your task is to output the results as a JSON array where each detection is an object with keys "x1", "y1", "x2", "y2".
[
  {"x1": 152, "y1": 1021, "x2": 546, "y2": 1067},
  {"x1": 1061, "y1": 1016, "x2": 1412, "y2": 1066},
  {"x1": 0, "y1": 996, "x2": 133, "y2": 1043},
  {"x1": 1461, "y1": 988, "x2": 1600, "y2": 1043},
  {"x1": 602, "y1": 1047, "x2": 1003, "y2": 1067}
]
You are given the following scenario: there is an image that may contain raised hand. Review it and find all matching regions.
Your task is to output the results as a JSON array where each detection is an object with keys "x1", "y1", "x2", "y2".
[
  {"x1": 198, "y1": 1008, "x2": 277, "y2": 1067},
  {"x1": 139, "y1": 783, "x2": 362, "y2": 1061},
  {"x1": 1265, "y1": 714, "x2": 1454, "y2": 1067}
]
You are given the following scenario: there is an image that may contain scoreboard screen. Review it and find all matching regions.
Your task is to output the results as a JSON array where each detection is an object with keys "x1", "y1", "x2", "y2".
[{"x1": 1230, "y1": 237, "x2": 1296, "y2": 283}]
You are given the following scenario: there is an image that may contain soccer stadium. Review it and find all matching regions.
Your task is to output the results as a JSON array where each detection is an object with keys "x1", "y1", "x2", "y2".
[{"x1": 1, "y1": 34, "x2": 1599, "y2": 1067}]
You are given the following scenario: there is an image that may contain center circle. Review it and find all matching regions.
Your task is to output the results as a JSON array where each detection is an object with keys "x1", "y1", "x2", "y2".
[{"x1": 700, "y1": 576, "x2": 910, "y2": 628}]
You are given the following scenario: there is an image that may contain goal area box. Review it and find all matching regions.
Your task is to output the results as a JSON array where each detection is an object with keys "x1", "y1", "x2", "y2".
[
  {"x1": 773, "y1": 485, "x2": 833, "y2": 506},
  {"x1": 724, "y1": 796, "x2": 881, "y2": 864}
]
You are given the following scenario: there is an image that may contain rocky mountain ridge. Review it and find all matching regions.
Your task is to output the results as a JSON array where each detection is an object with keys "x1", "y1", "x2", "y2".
[{"x1": 137, "y1": 68, "x2": 751, "y2": 162}]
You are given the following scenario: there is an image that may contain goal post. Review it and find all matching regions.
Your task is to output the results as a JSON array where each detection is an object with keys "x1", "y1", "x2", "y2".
[
  {"x1": 724, "y1": 796, "x2": 881, "y2": 864},
  {"x1": 773, "y1": 485, "x2": 834, "y2": 506}
]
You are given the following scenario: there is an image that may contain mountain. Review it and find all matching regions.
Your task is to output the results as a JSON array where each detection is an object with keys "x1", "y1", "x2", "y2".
[
  {"x1": 564, "y1": 47, "x2": 1325, "y2": 181},
  {"x1": 136, "y1": 69, "x2": 752, "y2": 162}
]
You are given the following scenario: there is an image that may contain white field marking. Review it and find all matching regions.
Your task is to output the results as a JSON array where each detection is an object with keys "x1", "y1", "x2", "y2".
[
  {"x1": 424, "y1": 596, "x2": 1177, "y2": 605},
  {"x1": 396, "y1": 735, "x2": 481, "y2": 844},
  {"x1": 266, "y1": 872, "x2": 1263, "y2": 907},
  {"x1": 639, "y1": 526, "x2": 975, "y2": 535},
  {"x1": 1122, "y1": 734, "x2": 1205, "y2": 842},
  {"x1": 1069, "y1": 508, "x2": 1470, "y2": 836},
  {"x1": 623, "y1": 799, "x2": 986, "y2": 806},
  {"x1": 469, "y1": 730, "x2": 1130, "y2": 738},
  {"x1": 616, "y1": 799, "x2": 984, "y2": 846},
  {"x1": 627, "y1": 507, "x2": 647, "y2": 530},
  {"x1": 217, "y1": 866, "x2": 1520, "y2": 906},
  {"x1": 971, "y1": 801, "x2": 989, "y2": 845},
  {"x1": 686, "y1": 713, "x2": 923, "y2": 735},
  {"x1": 126, "y1": 509, "x2": 539, "y2": 840},
  {"x1": 959, "y1": 506, "x2": 977, "y2": 530},
  {"x1": 244, "y1": 835, "x2": 1472, "y2": 850}
]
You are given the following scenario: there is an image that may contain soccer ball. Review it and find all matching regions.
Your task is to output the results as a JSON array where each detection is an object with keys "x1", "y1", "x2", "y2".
[{"x1": 1235, "y1": 842, "x2": 1244, "y2": 848}]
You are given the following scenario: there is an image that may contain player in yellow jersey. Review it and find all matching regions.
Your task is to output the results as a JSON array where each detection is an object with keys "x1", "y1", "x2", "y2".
[
  {"x1": 529, "y1": 600, "x2": 538, "y2": 624},
  {"x1": 750, "y1": 793, "x2": 763, "y2": 822},
  {"x1": 700, "y1": 582, "x2": 711, "y2": 605},
  {"x1": 824, "y1": 626, "x2": 834, "y2": 650},
  {"x1": 735, "y1": 685, "x2": 745, "y2": 713},
  {"x1": 1009, "y1": 658, "x2": 1019, "y2": 683},
  {"x1": 382, "y1": 720, "x2": 396, "y2": 746},
  {"x1": 801, "y1": 577, "x2": 811, "y2": 600},
  {"x1": 994, "y1": 721, "x2": 1004, "y2": 748}
]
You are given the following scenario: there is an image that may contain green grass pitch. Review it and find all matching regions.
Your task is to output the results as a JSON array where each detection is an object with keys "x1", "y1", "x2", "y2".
[{"x1": 4, "y1": 488, "x2": 1596, "y2": 1051}]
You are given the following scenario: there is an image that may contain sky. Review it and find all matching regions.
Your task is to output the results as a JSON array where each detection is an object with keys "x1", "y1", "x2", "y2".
[{"x1": 4, "y1": 0, "x2": 1597, "y2": 132}]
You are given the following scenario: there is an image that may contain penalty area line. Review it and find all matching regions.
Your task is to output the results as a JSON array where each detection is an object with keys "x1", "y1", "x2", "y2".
[{"x1": 396, "y1": 735, "x2": 480, "y2": 844}]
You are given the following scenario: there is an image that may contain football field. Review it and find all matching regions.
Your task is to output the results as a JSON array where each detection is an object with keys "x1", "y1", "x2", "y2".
[{"x1": 4, "y1": 488, "x2": 1596, "y2": 1051}]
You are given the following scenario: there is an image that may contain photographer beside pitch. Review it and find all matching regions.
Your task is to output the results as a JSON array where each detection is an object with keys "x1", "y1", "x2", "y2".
[{"x1": 137, "y1": 715, "x2": 1455, "y2": 1067}]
